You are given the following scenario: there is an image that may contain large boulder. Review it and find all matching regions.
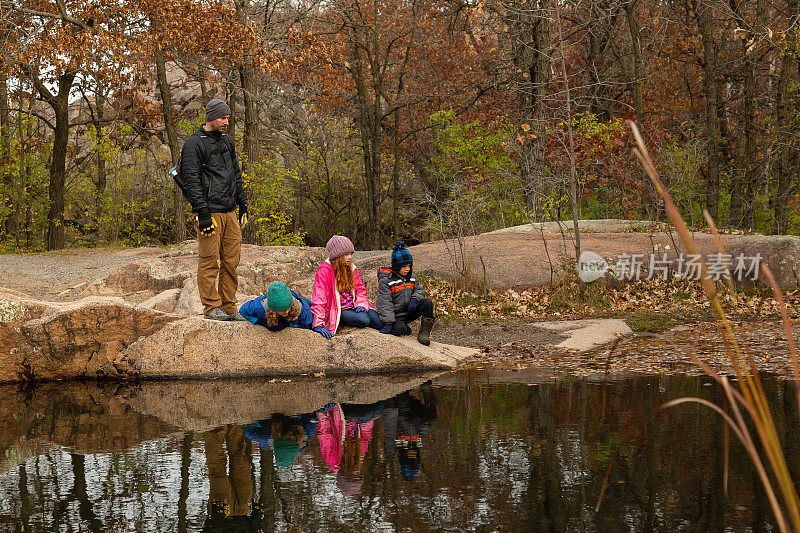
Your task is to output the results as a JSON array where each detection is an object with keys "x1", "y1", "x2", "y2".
[
  {"x1": 0, "y1": 373, "x2": 443, "y2": 468},
  {"x1": 138, "y1": 288, "x2": 182, "y2": 313},
  {"x1": 0, "y1": 288, "x2": 181, "y2": 383},
  {"x1": 0, "y1": 381, "x2": 178, "y2": 467},
  {"x1": 80, "y1": 258, "x2": 194, "y2": 296},
  {"x1": 119, "y1": 373, "x2": 443, "y2": 432},
  {"x1": 80, "y1": 244, "x2": 326, "y2": 297},
  {"x1": 125, "y1": 318, "x2": 475, "y2": 379},
  {"x1": 77, "y1": 244, "x2": 328, "y2": 314},
  {"x1": 2, "y1": 286, "x2": 475, "y2": 384},
  {"x1": 408, "y1": 231, "x2": 800, "y2": 290}
]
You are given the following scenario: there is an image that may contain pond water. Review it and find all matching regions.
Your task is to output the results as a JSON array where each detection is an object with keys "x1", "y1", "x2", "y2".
[{"x1": 0, "y1": 371, "x2": 796, "y2": 532}]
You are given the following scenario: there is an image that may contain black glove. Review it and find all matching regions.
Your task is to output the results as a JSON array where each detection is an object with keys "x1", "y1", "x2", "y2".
[
  {"x1": 391, "y1": 320, "x2": 408, "y2": 336},
  {"x1": 198, "y1": 210, "x2": 215, "y2": 237},
  {"x1": 407, "y1": 298, "x2": 418, "y2": 314},
  {"x1": 238, "y1": 204, "x2": 249, "y2": 227}
]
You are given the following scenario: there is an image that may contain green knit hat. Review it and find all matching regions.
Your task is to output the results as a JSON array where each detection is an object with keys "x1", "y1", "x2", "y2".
[
  {"x1": 273, "y1": 438, "x2": 301, "y2": 469},
  {"x1": 267, "y1": 282, "x2": 293, "y2": 311}
]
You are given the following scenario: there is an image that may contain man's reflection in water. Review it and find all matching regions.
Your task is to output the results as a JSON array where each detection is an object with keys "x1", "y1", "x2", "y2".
[
  {"x1": 382, "y1": 381, "x2": 438, "y2": 481},
  {"x1": 202, "y1": 425, "x2": 260, "y2": 532}
]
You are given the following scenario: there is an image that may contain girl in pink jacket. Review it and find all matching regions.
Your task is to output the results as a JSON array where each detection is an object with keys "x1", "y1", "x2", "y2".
[{"x1": 310, "y1": 235, "x2": 383, "y2": 338}]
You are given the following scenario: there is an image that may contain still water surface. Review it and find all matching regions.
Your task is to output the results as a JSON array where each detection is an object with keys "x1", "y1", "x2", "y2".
[{"x1": 0, "y1": 371, "x2": 795, "y2": 531}]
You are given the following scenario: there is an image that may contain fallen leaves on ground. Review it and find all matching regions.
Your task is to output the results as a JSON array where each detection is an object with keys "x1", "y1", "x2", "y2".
[
  {"x1": 424, "y1": 274, "x2": 800, "y2": 379},
  {"x1": 466, "y1": 320, "x2": 800, "y2": 379},
  {"x1": 425, "y1": 274, "x2": 799, "y2": 322}
]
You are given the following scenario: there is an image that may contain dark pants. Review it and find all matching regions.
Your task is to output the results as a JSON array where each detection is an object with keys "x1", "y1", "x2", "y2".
[
  {"x1": 340, "y1": 308, "x2": 383, "y2": 329},
  {"x1": 403, "y1": 297, "x2": 434, "y2": 323}
]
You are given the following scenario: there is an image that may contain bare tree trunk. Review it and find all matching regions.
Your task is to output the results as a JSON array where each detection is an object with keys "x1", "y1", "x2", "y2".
[
  {"x1": 94, "y1": 91, "x2": 107, "y2": 227},
  {"x1": 625, "y1": 0, "x2": 645, "y2": 123},
  {"x1": 348, "y1": 15, "x2": 382, "y2": 248},
  {"x1": 698, "y1": 1, "x2": 722, "y2": 221},
  {"x1": 226, "y1": 66, "x2": 238, "y2": 138},
  {"x1": 199, "y1": 65, "x2": 209, "y2": 106},
  {"x1": 0, "y1": 65, "x2": 11, "y2": 237},
  {"x1": 555, "y1": 3, "x2": 581, "y2": 263},
  {"x1": 773, "y1": 0, "x2": 798, "y2": 234},
  {"x1": 729, "y1": 0, "x2": 762, "y2": 230},
  {"x1": 746, "y1": 0, "x2": 765, "y2": 231},
  {"x1": 42, "y1": 70, "x2": 77, "y2": 250},
  {"x1": 238, "y1": 64, "x2": 258, "y2": 168},
  {"x1": 506, "y1": 0, "x2": 551, "y2": 218},
  {"x1": 156, "y1": 51, "x2": 186, "y2": 241},
  {"x1": 390, "y1": 15, "x2": 414, "y2": 243},
  {"x1": 585, "y1": 0, "x2": 617, "y2": 121},
  {"x1": 235, "y1": 0, "x2": 259, "y2": 172},
  {"x1": 392, "y1": 111, "x2": 401, "y2": 241},
  {"x1": 14, "y1": 84, "x2": 25, "y2": 246},
  {"x1": 16, "y1": 64, "x2": 75, "y2": 249}
]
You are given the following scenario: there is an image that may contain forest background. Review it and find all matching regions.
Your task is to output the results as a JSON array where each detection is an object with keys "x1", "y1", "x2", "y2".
[{"x1": 0, "y1": 0, "x2": 798, "y2": 252}]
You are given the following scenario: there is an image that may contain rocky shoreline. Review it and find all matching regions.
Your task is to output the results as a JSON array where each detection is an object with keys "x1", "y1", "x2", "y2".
[{"x1": 3, "y1": 224, "x2": 798, "y2": 383}]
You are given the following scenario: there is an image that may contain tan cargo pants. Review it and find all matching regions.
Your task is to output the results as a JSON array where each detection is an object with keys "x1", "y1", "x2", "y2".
[{"x1": 196, "y1": 210, "x2": 241, "y2": 315}]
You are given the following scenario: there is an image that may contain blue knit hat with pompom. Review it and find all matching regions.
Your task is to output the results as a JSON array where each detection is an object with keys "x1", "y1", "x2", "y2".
[{"x1": 391, "y1": 241, "x2": 413, "y2": 272}]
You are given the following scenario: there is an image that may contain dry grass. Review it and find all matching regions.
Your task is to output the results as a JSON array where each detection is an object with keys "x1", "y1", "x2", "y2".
[{"x1": 630, "y1": 121, "x2": 800, "y2": 532}]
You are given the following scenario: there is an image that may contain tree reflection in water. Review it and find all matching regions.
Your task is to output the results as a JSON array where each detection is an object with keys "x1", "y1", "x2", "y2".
[{"x1": 0, "y1": 374, "x2": 796, "y2": 531}]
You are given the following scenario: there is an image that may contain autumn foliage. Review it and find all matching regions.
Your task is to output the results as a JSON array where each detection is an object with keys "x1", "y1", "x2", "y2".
[{"x1": 0, "y1": 0, "x2": 798, "y2": 250}]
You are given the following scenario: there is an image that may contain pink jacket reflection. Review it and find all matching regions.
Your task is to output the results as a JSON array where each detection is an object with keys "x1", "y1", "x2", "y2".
[{"x1": 316, "y1": 405, "x2": 375, "y2": 472}]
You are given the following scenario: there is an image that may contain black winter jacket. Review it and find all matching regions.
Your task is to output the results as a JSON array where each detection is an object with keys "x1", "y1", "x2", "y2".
[
  {"x1": 179, "y1": 128, "x2": 247, "y2": 213},
  {"x1": 377, "y1": 267, "x2": 426, "y2": 324}
]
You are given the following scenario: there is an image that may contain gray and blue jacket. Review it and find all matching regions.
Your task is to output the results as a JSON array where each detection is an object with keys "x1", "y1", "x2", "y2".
[{"x1": 376, "y1": 267, "x2": 426, "y2": 324}]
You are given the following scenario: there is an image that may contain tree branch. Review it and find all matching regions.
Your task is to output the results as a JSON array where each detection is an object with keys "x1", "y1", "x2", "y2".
[
  {"x1": 0, "y1": 0, "x2": 95, "y2": 32},
  {"x1": 16, "y1": 61, "x2": 56, "y2": 103}
]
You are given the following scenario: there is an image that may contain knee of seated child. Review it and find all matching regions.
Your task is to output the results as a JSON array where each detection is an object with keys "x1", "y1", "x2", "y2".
[{"x1": 355, "y1": 313, "x2": 371, "y2": 327}]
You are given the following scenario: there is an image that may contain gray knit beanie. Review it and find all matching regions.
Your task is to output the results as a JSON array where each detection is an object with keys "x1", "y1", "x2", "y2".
[
  {"x1": 205, "y1": 98, "x2": 231, "y2": 122},
  {"x1": 326, "y1": 235, "x2": 355, "y2": 260}
]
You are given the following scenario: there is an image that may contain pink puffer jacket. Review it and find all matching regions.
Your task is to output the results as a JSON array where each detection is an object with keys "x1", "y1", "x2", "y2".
[{"x1": 310, "y1": 259, "x2": 372, "y2": 334}]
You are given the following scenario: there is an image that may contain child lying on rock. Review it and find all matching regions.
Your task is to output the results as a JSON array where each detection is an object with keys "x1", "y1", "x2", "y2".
[
  {"x1": 376, "y1": 242, "x2": 435, "y2": 346},
  {"x1": 238, "y1": 281, "x2": 313, "y2": 332}
]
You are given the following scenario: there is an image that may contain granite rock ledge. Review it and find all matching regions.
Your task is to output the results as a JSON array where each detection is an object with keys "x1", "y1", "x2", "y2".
[{"x1": 0, "y1": 287, "x2": 475, "y2": 383}]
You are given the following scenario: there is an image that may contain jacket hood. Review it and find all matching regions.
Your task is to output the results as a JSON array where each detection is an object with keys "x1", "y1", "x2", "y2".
[{"x1": 379, "y1": 266, "x2": 413, "y2": 279}]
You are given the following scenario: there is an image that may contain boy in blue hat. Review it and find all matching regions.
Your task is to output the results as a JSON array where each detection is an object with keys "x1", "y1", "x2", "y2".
[{"x1": 376, "y1": 242, "x2": 435, "y2": 345}]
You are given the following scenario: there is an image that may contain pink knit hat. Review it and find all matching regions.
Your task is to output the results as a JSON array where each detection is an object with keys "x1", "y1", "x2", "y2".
[{"x1": 326, "y1": 235, "x2": 355, "y2": 260}]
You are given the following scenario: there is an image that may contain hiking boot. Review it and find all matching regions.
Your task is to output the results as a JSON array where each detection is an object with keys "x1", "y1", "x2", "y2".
[
  {"x1": 417, "y1": 316, "x2": 434, "y2": 346},
  {"x1": 205, "y1": 307, "x2": 231, "y2": 321},
  {"x1": 228, "y1": 311, "x2": 247, "y2": 321}
]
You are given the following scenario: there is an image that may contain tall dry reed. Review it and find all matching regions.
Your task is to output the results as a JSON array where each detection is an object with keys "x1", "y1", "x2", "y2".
[{"x1": 629, "y1": 121, "x2": 800, "y2": 532}]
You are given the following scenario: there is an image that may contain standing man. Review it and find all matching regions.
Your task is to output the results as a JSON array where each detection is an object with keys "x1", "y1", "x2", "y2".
[{"x1": 180, "y1": 98, "x2": 249, "y2": 321}]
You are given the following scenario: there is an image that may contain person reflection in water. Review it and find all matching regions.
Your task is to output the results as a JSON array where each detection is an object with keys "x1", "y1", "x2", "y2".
[
  {"x1": 382, "y1": 381, "x2": 438, "y2": 482},
  {"x1": 202, "y1": 425, "x2": 260, "y2": 532},
  {"x1": 243, "y1": 413, "x2": 317, "y2": 469},
  {"x1": 316, "y1": 401, "x2": 384, "y2": 495}
]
